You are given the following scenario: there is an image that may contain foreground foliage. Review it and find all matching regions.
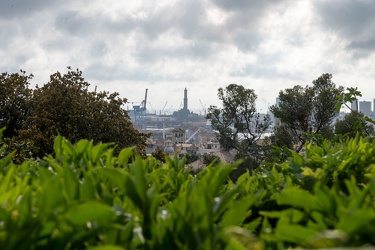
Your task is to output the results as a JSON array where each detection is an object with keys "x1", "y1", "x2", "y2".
[{"x1": 1, "y1": 128, "x2": 375, "y2": 249}]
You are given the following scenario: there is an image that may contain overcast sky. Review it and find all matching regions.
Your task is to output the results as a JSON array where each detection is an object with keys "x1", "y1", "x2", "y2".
[{"x1": 1, "y1": 0, "x2": 375, "y2": 114}]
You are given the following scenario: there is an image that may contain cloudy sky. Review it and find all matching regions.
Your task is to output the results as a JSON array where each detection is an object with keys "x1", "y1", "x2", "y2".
[{"x1": 1, "y1": 0, "x2": 375, "y2": 114}]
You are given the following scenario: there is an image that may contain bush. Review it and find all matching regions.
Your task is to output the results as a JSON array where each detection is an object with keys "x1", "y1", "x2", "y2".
[{"x1": 1, "y1": 130, "x2": 375, "y2": 249}]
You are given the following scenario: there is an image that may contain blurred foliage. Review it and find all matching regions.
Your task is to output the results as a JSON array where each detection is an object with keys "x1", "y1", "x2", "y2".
[{"x1": 1, "y1": 131, "x2": 375, "y2": 249}]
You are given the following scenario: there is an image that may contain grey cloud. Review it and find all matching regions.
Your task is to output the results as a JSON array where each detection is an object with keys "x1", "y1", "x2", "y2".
[
  {"x1": 233, "y1": 32, "x2": 261, "y2": 52},
  {"x1": 212, "y1": 0, "x2": 279, "y2": 12},
  {"x1": 84, "y1": 62, "x2": 196, "y2": 83},
  {"x1": 346, "y1": 39, "x2": 375, "y2": 58},
  {"x1": 137, "y1": 1, "x2": 216, "y2": 42},
  {"x1": 314, "y1": 0, "x2": 375, "y2": 54},
  {"x1": 88, "y1": 40, "x2": 108, "y2": 57},
  {"x1": 231, "y1": 63, "x2": 286, "y2": 79},
  {"x1": 0, "y1": 0, "x2": 63, "y2": 19},
  {"x1": 347, "y1": 39, "x2": 375, "y2": 51},
  {"x1": 55, "y1": 10, "x2": 100, "y2": 36},
  {"x1": 136, "y1": 42, "x2": 213, "y2": 63},
  {"x1": 51, "y1": 0, "x2": 277, "y2": 56}
]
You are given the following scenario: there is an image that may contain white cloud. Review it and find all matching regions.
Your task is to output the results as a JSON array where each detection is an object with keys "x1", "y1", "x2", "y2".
[{"x1": 1, "y1": 0, "x2": 375, "y2": 113}]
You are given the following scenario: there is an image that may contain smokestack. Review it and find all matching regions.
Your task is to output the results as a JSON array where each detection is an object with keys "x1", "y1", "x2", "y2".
[{"x1": 183, "y1": 87, "x2": 188, "y2": 110}]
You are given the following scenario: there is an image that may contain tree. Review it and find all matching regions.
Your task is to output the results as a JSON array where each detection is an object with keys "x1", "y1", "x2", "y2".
[
  {"x1": 270, "y1": 73, "x2": 343, "y2": 152},
  {"x1": 335, "y1": 87, "x2": 375, "y2": 139},
  {"x1": 18, "y1": 68, "x2": 148, "y2": 157},
  {"x1": 335, "y1": 111, "x2": 374, "y2": 138},
  {"x1": 206, "y1": 84, "x2": 271, "y2": 162},
  {"x1": 0, "y1": 70, "x2": 33, "y2": 138}
]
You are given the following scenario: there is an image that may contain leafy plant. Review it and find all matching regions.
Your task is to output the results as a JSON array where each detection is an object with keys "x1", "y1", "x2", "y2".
[{"x1": 1, "y1": 130, "x2": 375, "y2": 249}]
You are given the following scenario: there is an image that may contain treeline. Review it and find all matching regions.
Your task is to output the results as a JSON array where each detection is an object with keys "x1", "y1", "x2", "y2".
[
  {"x1": 1, "y1": 69, "x2": 373, "y2": 168},
  {"x1": 207, "y1": 73, "x2": 374, "y2": 174},
  {"x1": 0, "y1": 68, "x2": 148, "y2": 160}
]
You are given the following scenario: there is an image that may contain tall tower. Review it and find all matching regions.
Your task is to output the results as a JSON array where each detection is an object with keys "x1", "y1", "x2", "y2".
[{"x1": 183, "y1": 87, "x2": 188, "y2": 110}]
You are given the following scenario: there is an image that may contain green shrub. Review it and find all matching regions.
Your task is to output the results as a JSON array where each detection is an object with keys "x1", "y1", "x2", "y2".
[{"x1": 1, "y1": 130, "x2": 375, "y2": 249}]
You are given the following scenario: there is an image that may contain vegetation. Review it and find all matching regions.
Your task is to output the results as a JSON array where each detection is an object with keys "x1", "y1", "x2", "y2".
[
  {"x1": 336, "y1": 86, "x2": 375, "y2": 138},
  {"x1": 2, "y1": 69, "x2": 375, "y2": 249},
  {"x1": 1, "y1": 127, "x2": 375, "y2": 249},
  {"x1": 335, "y1": 111, "x2": 374, "y2": 138},
  {"x1": 0, "y1": 70, "x2": 33, "y2": 138},
  {"x1": 270, "y1": 73, "x2": 343, "y2": 151},
  {"x1": 206, "y1": 84, "x2": 271, "y2": 165},
  {"x1": 0, "y1": 68, "x2": 148, "y2": 158}
]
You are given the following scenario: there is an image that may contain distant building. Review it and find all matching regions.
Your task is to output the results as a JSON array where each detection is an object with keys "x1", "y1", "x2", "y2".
[
  {"x1": 359, "y1": 101, "x2": 372, "y2": 117},
  {"x1": 172, "y1": 127, "x2": 186, "y2": 145},
  {"x1": 351, "y1": 99, "x2": 359, "y2": 112},
  {"x1": 172, "y1": 88, "x2": 202, "y2": 120},
  {"x1": 164, "y1": 140, "x2": 175, "y2": 155}
]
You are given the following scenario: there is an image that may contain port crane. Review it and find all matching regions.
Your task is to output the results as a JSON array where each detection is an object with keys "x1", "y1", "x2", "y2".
[
  {"x1": 185, "y1": 128, "x2": 201, "y2": 143},
  {"x1": 148, "y1": 102, "x2": 156, "y2": 114},
  {"x1": 160, "y1": 101, "x2": 168, "y2": 115},
  {"x1": 132, "y1": 89, "x2": 148, "y2": 128},
  {"x1": 133, "y1": 88, "x2": 148, "y2": 112},
  {"x1": 199, "y1": 99, "x2": 206, "y2": 116}
]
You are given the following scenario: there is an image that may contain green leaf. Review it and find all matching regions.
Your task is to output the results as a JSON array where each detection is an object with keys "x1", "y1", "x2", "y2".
[
  {"x1": 276, "y1": 188, "x2": 321, "y2": 212},
  {"x1": 274, "y1": 223, "x2": 319, "y2": 245},
  {"x1": 53, "y1": 134, "x2": 63, "y2": 157},
  {"x1": 63, "y1": 164, "x2": 79, "y2": 201},
  {"x1": 39, "y1": 176, "x2": 64, "y2": 215},
  {"x1": 221, "y1": 196, "x2": 256, "y2": 227},
  {"x1": 336, "y1": 208, "x2": 375, "y2": 235},
  {"x1": 0, "y1": 165, "x2": 15, "y2": 194},
  {"x1": 76, "y1": 139, "x2": 90, "y2": 157},
  {"x1": 62, "y1": 139, "x2": 76, "y2": 158},
  {"x1": 65, "y1": 201, "x2": 115, "y2": 225},
  {"x1": 80, "y1": 172, "x2": 97, "y2": 200},
  {"x1": 117, "y1": 147, "x2": 134, "y2": 167},
  {"x1": 87, "y1": 245, "x2": 125, "y2": 250}
]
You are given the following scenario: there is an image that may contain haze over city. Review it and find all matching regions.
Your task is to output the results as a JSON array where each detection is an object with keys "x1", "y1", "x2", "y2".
[{"x1": 1, "y1": 0, "x2": 375, "y2": 113}]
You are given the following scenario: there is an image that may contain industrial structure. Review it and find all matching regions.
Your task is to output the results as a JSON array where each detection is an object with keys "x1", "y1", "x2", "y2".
[{"x1": 129, "y1": 87, "x2": 203, "y2": 130}]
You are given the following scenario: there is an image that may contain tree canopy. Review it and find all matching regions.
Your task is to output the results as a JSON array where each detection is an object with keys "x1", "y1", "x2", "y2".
[
  {"x1": 270, "y1": 73, "x2": 343, "y2": 151},
  {"x1": 0, "y1": 70, "x2": 33, "y2": 138},
  {"x1": 335, "y1": 111, "x2": 374, "y2": 138},
  {"x1": 206, "y1": 84, "x2": 271, "y2": 162},
  {"x1": 1, "y1": 68, "x2": 148, "y2": 158}
]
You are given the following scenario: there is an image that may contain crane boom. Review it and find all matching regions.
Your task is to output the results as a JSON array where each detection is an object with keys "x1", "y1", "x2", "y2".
[
  {"x1": 143, "y1": 89, "x2": 148, "y2": 109},
  {"x1": 185, "y1": 128, "x2": 200, "y2": 143},
  {"x1": 161, "y1": 101, "x2": 168, "y2": 114},
  {"x1": 199, "y1": 99, "x2": 206, "y2": 115}
]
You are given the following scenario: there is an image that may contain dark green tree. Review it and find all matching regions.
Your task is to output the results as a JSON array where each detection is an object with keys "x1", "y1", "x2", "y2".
[
  {"x1": 270, "y1": 73, "x2": 343, "y2": 152},
  {"x1": 151, "y1": 149, "x2": 167, "y2": 163},
  {"x1": 18, "y1": 68, "x2": 148, "y2": 157},
  {"x1": 335, "y1": 111, "x2": 374, "y2": 138},
  {"x1": 206, "y1": 84, "x2": 271, "y2": 162},
  {"x1": 202, "y1": 153, "x2": 220, "y2": 166},
  {"x1": 335, "y1": 87, "x2": 375, "y2": 139},
  {"x1": 0, "y1": 70, "x2": 33, "y2": 138}
]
